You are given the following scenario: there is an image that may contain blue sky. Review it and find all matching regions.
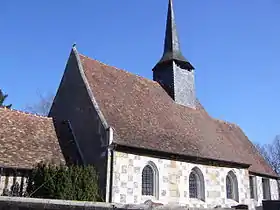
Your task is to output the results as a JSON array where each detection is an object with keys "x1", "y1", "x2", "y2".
[{"x1": 1, "y1": 1, "x2": 280, "y2": 145}]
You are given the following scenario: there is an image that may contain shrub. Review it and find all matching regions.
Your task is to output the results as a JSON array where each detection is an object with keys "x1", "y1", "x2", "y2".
[{"x1": 26, "y1": 163, "x2": 101, "y2": 201}]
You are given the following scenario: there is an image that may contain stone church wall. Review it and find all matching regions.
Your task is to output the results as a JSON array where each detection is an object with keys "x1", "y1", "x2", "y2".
[{"x1": 110, "y1": 151, "x2": 278, "y2": 210}]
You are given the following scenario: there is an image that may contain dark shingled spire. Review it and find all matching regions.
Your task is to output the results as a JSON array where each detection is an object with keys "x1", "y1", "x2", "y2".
[{"x1": 154, "y1": 0, "x2": 194, "y2": 70}]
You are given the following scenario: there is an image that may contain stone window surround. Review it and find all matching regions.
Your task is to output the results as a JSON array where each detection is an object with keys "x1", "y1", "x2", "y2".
[
  {"x1": 226, "y1": 170, "x2": 239, "y2": 202},
  {"x1": 139, "y1": 163, "x2": 246, "y2": 204},
  {"x1": 188, "y1": 167, "x2": 205, "y2": 201},
  {"x1": 141, "y1": 161, "x2": 159, "y2": 201}
]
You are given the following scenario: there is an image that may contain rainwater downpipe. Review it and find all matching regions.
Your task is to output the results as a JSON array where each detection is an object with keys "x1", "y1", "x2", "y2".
[{"x1": 107, "y1": 127, "x2": 114, "y2": 203}]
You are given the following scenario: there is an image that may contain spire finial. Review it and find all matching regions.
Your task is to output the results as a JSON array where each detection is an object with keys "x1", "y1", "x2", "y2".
[
  {"x1": 165, "y1": 0, "x2": 179, "y2": 54},
  {"x1": 155, "y1": 0, "x2": 194, "y2": 70}
]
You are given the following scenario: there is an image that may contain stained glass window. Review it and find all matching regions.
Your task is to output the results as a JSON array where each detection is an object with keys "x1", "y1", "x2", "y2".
[
  {"x1": 226, "y1": 171, "x2": 239, "y2": 202},
  {"x1": 189, "y1": 172, "x2": 198, "y2": 198},
  {"x1": 226, "y1": 175, "x2": 234, "y2": 199},
  {"x1": 226, "y1": 175, "x2": 233, "y2": 199},
  {"x1": 142, "y1": 165, "x2": 154, "y2": 196}
]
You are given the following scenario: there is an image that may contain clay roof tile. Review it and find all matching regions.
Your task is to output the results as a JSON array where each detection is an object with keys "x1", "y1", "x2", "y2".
[{"x1": 78, "y1": 53, "x2": 277, "y2": 178}]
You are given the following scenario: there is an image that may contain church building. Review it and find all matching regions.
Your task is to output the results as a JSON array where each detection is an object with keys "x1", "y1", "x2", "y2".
[{"x1": 0, "y1": 0, "x2": 278, "y2": 209}]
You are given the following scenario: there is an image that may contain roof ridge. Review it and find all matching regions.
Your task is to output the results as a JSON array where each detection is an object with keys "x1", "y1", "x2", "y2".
[
  {"x1": 0, "y1": 107, "x2": 52, "y2": 119},
  {"x1": 215, "y1": 118, "x2": 238, "y2": 128},
  {"x1": 78, "y1": 53, "x2": 159, "y2": 85}
]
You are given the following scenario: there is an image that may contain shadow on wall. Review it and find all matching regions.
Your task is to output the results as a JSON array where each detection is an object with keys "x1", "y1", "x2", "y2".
[{"x1": 231, "y1": 204, "x2": 248, "y2": 209}]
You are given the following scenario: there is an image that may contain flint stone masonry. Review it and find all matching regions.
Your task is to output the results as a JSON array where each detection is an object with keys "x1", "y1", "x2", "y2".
[
  {"x1": 0, "y1": 196, "x2": 247, "y2": 210},
  {"x1": 110, "y1": 151, "x2": 278, "y2": 210}
]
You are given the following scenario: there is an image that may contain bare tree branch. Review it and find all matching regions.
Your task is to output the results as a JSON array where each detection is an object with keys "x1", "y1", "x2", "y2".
[
  {"x1": 255, "y1": 136, "x2": 280, "y2": 175},
  {"x1": 255, "y1": 137, "x2": 280, "y2": 198},
  {"x1": 25, "y1": 93, "x2": 54, "y2": 116}
]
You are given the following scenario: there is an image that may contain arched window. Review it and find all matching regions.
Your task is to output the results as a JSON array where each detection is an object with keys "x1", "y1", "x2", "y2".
[
  {"x1": 141, "y1": 162, "x2": 158, "y2": 198},
  {"x1": 189, "y1": 167, "x2": 205, "y2": 201},
  {"x1": 226, "y1": 171, "x2": 239, "y2": 202}
]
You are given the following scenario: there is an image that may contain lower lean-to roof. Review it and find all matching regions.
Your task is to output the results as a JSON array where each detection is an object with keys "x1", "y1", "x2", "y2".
[
  {"x1": 78, "y1": 51, "x2": 277, "y2": 178},
  {"x1": 0, "y1": 108, "x2": 65, "y2": 169}
]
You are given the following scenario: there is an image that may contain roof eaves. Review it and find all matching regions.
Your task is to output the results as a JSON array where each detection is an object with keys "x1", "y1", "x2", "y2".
[
  {"x1": 113, "y1": 143, "x2": 251, "y2": 169},
  {"x1": 249, "y1": 171, "x2": 279, "y2": 180},
  {"x1": 0, "y1": 165, "x2": 32, "y2": 171}
]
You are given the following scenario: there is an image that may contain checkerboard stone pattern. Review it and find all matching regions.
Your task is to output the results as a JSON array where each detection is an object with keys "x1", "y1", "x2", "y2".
[{"x1": 110, "y1": 151, "x2": 278, "y2": 210}]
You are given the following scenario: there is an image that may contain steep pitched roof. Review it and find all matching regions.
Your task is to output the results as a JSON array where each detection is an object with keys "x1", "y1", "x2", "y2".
[
  {"x1": 0, "y1": 108, "x2": 65, "y2": 169},
  {"x1": 78, "y1": 52, "x2": 277, "y2": 178}
]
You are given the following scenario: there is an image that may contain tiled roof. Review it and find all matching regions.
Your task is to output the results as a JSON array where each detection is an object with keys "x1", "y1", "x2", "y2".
[
  {"x1": 78, "y1": 53, "x2": 277, "y2": 178},
  {"x1": 0, "y1": 108, "x2": 65, "y2": 169}
]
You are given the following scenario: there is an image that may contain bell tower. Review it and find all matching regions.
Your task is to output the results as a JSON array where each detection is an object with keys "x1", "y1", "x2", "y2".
[{"x1": 153, "y1": 0, "x2": 195, "y2": 108}]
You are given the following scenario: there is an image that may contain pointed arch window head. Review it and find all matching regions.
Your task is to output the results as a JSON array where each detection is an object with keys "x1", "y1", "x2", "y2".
[
  {"x1": 189, "y1": 167, "x2": 205, "y2": 201},
  {"x1": 226, "y1": 171, "x2": 239, "y2": 202},
  {"x1": 141, "y1": 162, "x2": 159, "y2": 198}
]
